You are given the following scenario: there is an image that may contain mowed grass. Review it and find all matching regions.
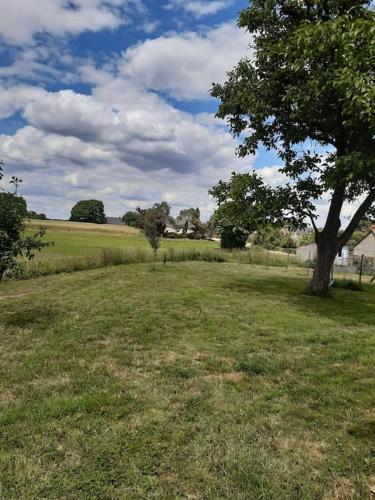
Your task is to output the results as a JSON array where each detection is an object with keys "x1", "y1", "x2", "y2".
[{"x1": 1, "y1": 262, "x2": 374, "y2": 498}]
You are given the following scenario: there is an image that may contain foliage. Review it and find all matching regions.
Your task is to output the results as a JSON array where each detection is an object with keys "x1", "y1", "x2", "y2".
[
  {"x1": 175, "y1": 207, "x2": 207, "y2": 239},
  {"x1": 299, "y1": 232, "x2": 316, "y2": 246},
  {"x1": 205, "y1": 214, "x2": 218, "y2": 239},
  {"x1": 210, "y1": 171, "x2": 310, "y2": 234},
  {"x1": 0, "y1": 188, "x2": 49, "y2": 280},
  {"x1": 134, "y1": 201, "x2": 171, "y2": 231},
  {"x1": 211, "y1": 0, "x2": 375, "y2": 295},
  {"x1": 70, "y1": 199, "x2": 106, "y2": 224},
  {"x1": 332, "y1": 279, "x2": 363, "y2": 292},
  {"x1": 9, "y1": 176, "x2": 22, "y2": 194},
  {"x1": 122, "y1": 210, "x2": 143, "y2": 228},
  {"x1": 220, "y1": 225, "x2": 248, "y2": 250},
  {"x1": 27, "y1": 211, "x2": 47, "y2": 220},
  {"x1": 143, "y1": 207, "x2": 166, "y2": 269},
  {"x1": 177, "y1": 207, "x2": 200, "y2": 226},
  {"x1": 153, "y1": 201, "x2": 171, "y2": 217},
  {"x1": 251, "y1": 225, "x2": 297, "y2": 250}
]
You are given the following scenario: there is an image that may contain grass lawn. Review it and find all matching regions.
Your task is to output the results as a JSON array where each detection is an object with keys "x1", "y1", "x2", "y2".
[{"x1": 1, "y1": 261, "x2": 374, "y2": 498}]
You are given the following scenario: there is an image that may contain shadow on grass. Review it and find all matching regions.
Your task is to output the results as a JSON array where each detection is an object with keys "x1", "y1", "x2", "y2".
[
  {"x1": 223, "y1": 274, "x2": 375, "y2": 327},
  {"x1": 3, "y1": 305, "x2": 59, "y2": 328}
]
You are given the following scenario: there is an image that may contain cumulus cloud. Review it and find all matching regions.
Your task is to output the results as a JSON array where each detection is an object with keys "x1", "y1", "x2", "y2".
[
  {"x1": 0, "y1": 0, "x2": 146, "y2": 45},
  {"x1": 0, "y1": 85, "x2": 47, "y2": 120},
  {"x1": 120, "y1": 23, "x2": 250, "y2": 100},
  {"x1": 0, "y1": 75, "x2": 252, "y2": 218},
  {"x1": 165, "y1": 0, "x2": 233, "y2": 18}
]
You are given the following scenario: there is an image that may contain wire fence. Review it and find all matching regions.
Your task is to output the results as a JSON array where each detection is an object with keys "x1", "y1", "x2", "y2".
[{"x1": 301, "y1": 253, "x2": 375, "y2": 285}]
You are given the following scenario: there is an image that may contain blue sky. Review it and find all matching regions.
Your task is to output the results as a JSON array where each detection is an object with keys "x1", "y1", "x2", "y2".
[{"x1": 0, "y1": 0, "x2": 321, "y2": 220}]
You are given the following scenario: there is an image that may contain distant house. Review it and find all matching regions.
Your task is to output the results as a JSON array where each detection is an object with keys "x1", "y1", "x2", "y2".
[
  {"x1": 296, "y1": 242, "x2": 350, "y2": 266},
  {"x1": 164, "y1": 222, "x2": 195, "y2": 237},
  {"x1": 353, "y1": 230, "x2": 375, "y2": 258}
]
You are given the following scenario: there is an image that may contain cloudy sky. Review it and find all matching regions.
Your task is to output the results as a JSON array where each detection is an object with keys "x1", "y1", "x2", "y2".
[{"x1": 0, "y1": 0, "x2": 359, "y2": 223}]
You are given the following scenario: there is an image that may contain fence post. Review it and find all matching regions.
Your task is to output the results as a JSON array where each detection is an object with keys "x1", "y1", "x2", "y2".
[
  {"x1": 266, "y1": 249, "x2": 269, "y2": 269},
  {"x1": 359, "y1": 254, "x2": 364, "y2": 286},
  {"x1": 286, "y1": 251, "x2": 290, "y2": 272},
  {"x1": 307, "y1": 252, "x2": 311, "y2": 275}
]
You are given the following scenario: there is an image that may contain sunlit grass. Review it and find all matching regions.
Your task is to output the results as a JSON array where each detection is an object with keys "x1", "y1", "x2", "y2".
[{"x1": 1, "y1": 262, "x2": 374, "y2": 497}]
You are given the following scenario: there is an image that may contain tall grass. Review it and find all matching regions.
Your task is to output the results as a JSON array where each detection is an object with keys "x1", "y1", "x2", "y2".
[
  {"x1": 235, "y1": 247, "x2": 297, "y2": 267},
  {"x1": 16, "y1": 246, "x2": 299, "y2": 280},
  {"x1": 18, "y1": 247, "x2": 228, "y2": 279}
]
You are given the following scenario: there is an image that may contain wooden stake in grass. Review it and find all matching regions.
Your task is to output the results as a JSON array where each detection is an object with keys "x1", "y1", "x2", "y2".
[{"x1": 359, "y1": 254, "x2": 364, "y2": 286}]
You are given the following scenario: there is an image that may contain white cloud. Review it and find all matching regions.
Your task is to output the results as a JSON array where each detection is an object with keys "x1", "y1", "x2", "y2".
[
  {"x1": 142, "y1": 20, "x2": 161, "y2": 34},
  {"x1": 165, "y1": 0, "x2": 233, "y2": 18},
  {"x1": 0, "y1": 0, "x2": 145, "y2": 45},
  {"x1": 0, "y1": 85, "x2": 47, "y2": 120},
  {"x1": 0, "y1": 77, "x2": 253, "y2": 218},
  {"x1": 257, "y1": 165, "x2": 289, "y2": 188},
  {"x1": 120, "y1": 23, "x2": 250, "y2": 100}
]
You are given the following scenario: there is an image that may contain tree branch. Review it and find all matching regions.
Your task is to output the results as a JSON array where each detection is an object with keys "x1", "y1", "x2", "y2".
[
  {"x1": 307, "y1": 211, "x2": 320, "y2": 240},
  {"x1": 339, "y1": 191, "x2": 375, "y2": 247}
]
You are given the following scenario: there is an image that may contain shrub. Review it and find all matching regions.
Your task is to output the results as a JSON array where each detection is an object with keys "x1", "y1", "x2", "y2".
[
  {"x1": 0, "y1": 192, "x2": 49, "y2": 280},
  {"x1": 220, "y1": 226, "x2": 248, "y2": 250},
  {"x1": 332, "y1": 280, "x2": 363, "y2": 292}
]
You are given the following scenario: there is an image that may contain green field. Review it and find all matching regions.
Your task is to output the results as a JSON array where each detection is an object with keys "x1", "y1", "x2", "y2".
[
  {"x1": 1, "y1": 247, "x2": 375, "y2": 497},
  {"x1": 26, "y1": 220, "x2": 217, "y2": 258},
  {"x1": 21, "y1": 220, "x2": 225, "y2": 278},
  {"x1": 22, "y1": 220, "x2": 302, "y2": 279}
]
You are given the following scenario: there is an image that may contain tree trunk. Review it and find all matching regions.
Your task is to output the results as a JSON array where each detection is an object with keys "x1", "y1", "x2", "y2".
[
  {"x1": 308, "y1": 182, "x2": 345, "y2": 297},
  {"x1": 309, "y1": 241, "x2": 338, "y2": 297}
]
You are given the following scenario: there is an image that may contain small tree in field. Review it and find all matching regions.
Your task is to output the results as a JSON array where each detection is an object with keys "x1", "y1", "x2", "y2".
[
  {"x1": 0, "y1": 163, "x2": 49, "y2": 279},
  {"x1": 211, "y1": 1, "x2": 375, "y2": 296},
  {"x1": 143, "y1": 207, "x2": 165, "y2": 270}
]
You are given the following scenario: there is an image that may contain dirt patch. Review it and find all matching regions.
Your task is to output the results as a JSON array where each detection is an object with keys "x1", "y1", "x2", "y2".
[{"x1": 204, "y1": 372, "x2": 246, "y2": 384}]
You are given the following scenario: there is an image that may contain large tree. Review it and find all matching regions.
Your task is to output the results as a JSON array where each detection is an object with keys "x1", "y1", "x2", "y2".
[
  {"x1": 70, "y1": 199, "x2": 107, "y2": 224},
  {"x1": 211, "y1": 0, "x2": 375, "y2": 296}
]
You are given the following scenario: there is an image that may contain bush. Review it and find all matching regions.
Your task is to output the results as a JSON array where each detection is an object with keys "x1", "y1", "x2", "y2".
[
  {"x1": 220, "y1": 226, "x2": 248, "y2": 250},
  {"x1": 0, "y1": 192, "x2": 49, "y2": 280},
  {"x1": 332, "y1": 280, "x2": 363, "y2": 292},
  {"x1": 122, "y1": 211, "x2": 143, "y2": 228}
]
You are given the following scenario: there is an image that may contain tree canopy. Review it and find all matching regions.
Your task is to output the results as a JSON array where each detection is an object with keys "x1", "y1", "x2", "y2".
[
  {"x1": 70, "y1": 200, "x2": 107, "y2": 224},
  {"x1": 211, "y1": 0, "x2": 375, "y2": 295},
  {"x1": 122, "y1": 210, "x2": 143, "y2": 228}
]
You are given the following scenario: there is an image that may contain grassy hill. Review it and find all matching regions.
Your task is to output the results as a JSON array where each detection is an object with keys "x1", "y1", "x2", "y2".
[
  {"x1": 22, "y1": 220, "x2": 220, "y2": 277},
  {"x1": 1, "y1": 257, "x2": 375, "y2": 497},
  {"x1": 26, "y1": 219, "x2": 217, "y2": 258}
]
